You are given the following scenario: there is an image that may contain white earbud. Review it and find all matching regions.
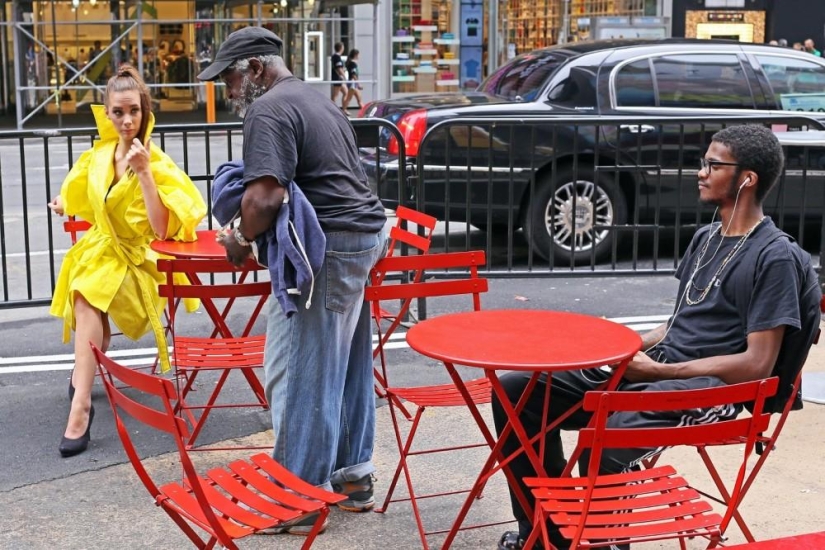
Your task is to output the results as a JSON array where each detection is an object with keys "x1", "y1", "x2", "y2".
[{"x1": 739, "y1": 176, "x2": 751, "y2": 190}]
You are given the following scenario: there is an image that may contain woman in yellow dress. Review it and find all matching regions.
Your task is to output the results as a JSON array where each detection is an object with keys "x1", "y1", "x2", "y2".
[{"x1": 47, "y1": 65, "x2": 206, "y2": 457}]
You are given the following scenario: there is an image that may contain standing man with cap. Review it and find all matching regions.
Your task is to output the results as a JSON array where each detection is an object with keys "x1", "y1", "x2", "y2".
[{"x1": 197, "y1": 26, "x2": 387, "y2": 535}]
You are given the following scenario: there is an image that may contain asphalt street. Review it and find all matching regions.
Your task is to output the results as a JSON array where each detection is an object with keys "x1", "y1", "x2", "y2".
[{"x1": 0, "y1": 270, "x2": 678, "y2": 494}]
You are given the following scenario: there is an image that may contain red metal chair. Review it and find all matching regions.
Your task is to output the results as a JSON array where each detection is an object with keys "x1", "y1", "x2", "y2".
[
  {"x1": 157, "y1": 256, "x2": 271, "y2": 450},
  {"x1": 642, "y1": 284, "x2": 822, "y2": 543},
  {"x1": 365, "y1": 250, "x2": 491, "y2": 549},
  {"x1": 524, "y1": 377, "x2": 780, "y2": 550},
  {"x1": 372, "y1": 206, "x2": 437, "y2": 404},
  {"x1": 92, "y1": 343, "x2": 344, "y2": 550}
]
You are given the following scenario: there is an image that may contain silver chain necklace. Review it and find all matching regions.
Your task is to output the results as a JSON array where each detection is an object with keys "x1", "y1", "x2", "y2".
[{"x1": 685, "y1": 217, "x2": 765, "y2": 306}]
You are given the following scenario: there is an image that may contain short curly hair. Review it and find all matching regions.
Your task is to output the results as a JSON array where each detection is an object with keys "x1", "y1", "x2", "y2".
[{"x1": 711, "y1": 124, "x2": 784, "y2": 203}]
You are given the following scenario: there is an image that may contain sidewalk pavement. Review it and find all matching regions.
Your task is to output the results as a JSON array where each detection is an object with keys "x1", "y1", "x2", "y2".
[{"x1": 1, "y1": 332, "x2": 823, "y2": 549}]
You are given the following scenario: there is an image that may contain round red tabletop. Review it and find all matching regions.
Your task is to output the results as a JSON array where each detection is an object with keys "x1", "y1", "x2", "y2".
[
  {"x1": 406, "y1": 309, "x2": 641, "y2": 371},
  {"x1": 150, "y1": 229, "x2": 224, "y2": 259}
]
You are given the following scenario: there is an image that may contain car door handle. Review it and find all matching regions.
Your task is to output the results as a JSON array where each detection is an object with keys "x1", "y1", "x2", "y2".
[{"x1": 620, "y1": 124, "x2": 656, "y2": 134}]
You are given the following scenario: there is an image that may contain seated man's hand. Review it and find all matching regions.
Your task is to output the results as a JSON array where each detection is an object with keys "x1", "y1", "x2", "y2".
[{"x1": 623, "y1": 351, "x2": 660, "y2": 383}]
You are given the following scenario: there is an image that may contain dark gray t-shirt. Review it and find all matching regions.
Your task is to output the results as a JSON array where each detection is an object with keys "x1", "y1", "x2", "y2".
[
  {"x1": 652, "y1": 217, "x2": 803, "y2": 363},
  {"x1": 241, "y1": 76, "x2": 386, "y2": 233}
]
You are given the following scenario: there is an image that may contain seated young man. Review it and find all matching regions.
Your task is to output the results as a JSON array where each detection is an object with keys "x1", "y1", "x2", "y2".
[{"x1": 494, "y1": 124, "x2": 822, "y2": 550}]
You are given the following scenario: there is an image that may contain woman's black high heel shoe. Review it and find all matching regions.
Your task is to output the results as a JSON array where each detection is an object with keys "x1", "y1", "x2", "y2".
[
  {"x1": 59, "y1": 405, "x2": 94, "y2": 458},
  {"x1": 68, "y1": 371, "x2": 75, "y2": 401}
]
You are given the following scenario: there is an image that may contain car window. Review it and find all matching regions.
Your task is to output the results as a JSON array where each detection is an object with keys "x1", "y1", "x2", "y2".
[
  {"x1": 478, "y1": 51, "x2": 563, "y2": 101},
  {"x1": 614, "y1": 59, "x2": 656, "y2": 107},
  {"x1": 545, "y1": 65, "x2": 598, "y2": 109},
  {"x1": 652, "y1": 54, "x2": 753, "y2": 109},
  {"x1": 755, "y1": 55, "x2": 825, "y2": 112}
]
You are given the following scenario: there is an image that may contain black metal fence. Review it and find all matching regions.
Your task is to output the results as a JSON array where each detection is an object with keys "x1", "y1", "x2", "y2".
[
  {"x1": 0, "y1": 114, "x2": 823, "y2": 309},
  {"x1": 0, "y1": 118, "x2": 405, "y2": 309},
  {"x1": 385, "y1": 114, "x2": 825, "y2": 279}
]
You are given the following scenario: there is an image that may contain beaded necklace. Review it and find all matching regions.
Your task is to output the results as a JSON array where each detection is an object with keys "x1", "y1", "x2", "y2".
[{"x1": 685, "y1": 216, "x2": 765, "y2": 306}]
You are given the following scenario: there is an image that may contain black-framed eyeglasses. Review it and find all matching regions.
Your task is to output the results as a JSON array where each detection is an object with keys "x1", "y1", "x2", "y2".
[{"x1": 700, "y1": 158, "x2": 740, "y2": 171}]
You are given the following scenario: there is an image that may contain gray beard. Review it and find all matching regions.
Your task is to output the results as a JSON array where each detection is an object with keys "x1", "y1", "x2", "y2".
[{"x1": 231, "y1": 74, "x2": 268, "y2": 118}]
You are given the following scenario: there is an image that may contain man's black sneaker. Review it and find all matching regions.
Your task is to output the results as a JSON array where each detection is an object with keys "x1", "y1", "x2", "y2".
[{"x1": 331, "y1": 474, "x2": 375, "y2": 512}]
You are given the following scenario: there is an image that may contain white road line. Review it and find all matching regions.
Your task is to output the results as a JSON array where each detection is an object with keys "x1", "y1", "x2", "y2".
[
  {"x1": 0, "y1": 315, "x2": 669, "y2": 375},
  {"x1": 4, "y1": 249, "x2": 69, "y2": 258}
]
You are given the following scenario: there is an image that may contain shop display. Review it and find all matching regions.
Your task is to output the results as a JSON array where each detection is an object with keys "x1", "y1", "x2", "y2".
[
  {"x1": 392, "y1": 0, "x2": 459, "y2": 93},
  {"x1": 506, "y1": 0, "x2": 560, "y2": 55}
]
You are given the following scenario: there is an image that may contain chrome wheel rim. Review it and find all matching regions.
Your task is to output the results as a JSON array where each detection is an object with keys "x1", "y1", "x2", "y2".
[{"x1": 547, "y1": 179, "x2": 614, "y2": 254}]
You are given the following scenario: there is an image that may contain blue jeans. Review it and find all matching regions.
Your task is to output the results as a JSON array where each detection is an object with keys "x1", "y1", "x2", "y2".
[{"x1": 264, "y1": 229, "x2": 387, "y2": 490}]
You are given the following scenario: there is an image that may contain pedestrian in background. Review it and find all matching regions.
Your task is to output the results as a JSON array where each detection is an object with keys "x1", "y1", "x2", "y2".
[
  {"x1": 197, "y1": 26, "x2": 387, "y2": 535},
  {"x1": 804, "y1": 38, "x2": 821, "y2": 56},
  {"x1": 47, "y1": 65, "x2": 206, "y2": 458},
  {"x1": 343, "y1": 48, "x2": 363, "y2": 112},
  {"x1": 330, "y1": 41, "x2": 347, "y2": 109}
]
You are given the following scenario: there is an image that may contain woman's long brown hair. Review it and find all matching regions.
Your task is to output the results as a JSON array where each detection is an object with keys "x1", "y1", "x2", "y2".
[{"x1": 105, "y1": 64, "x2": 152, "y2": 144}]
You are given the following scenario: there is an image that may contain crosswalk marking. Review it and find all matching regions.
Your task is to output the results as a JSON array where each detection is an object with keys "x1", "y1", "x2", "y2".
[{"x1": 0, "y1": 315, "x2": 669, "y2": 375}]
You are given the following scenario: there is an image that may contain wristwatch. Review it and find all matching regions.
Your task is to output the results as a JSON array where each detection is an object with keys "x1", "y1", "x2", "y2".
[{"x1": 233, "y1": 227, "x2": 252, "y2": 247}]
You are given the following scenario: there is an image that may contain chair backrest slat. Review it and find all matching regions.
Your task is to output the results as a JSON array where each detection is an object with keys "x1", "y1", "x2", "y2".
[
  {"x1": 578, "y1": 378, "x2": 778, "y2": 452},
  {"x1": 374, "y1": 250, "x2": 485, "y2": 272},
  {"x1": 159, "y1": 280, "x2": 272, "y2": 300},
  {"x1": 582, "y1": 377, "x2": 779, "y2": 413},
  {"x1": 94, "y1": 347, "x2": 189, "y2": 437},
  {"x1": 366, "y1": 278, "x2": 488, "y2": 302},
  {"x1": 386, "y1": 206, "x2": 437, "y2": 257},
  {"x1": 578, "y1": 415, "x2": 772, "y2": 449},
  {"x1": 388, "y1": 225, "x2": 432, "y2": 253}
]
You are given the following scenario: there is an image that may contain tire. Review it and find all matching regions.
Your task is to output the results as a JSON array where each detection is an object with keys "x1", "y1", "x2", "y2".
[{"x1": 524, "y1": 167, "x2": 627, "y2": 264}]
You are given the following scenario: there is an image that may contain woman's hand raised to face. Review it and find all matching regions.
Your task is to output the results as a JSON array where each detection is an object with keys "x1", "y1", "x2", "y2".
[
  {"x1": 125, "y1": 138, "x2": 151, "y2": 176},
  {"x1": 48, "y1": 195, "x2": 64, "y2": 216}
]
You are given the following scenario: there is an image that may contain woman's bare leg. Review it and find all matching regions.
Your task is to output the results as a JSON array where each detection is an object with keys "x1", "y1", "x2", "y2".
[
  {"x1": 101, "y1": 312, "x2": 111, "y2": 353},
  {"x1": 343, "y1": 87, "x2": 353, "y2": 110},
  {"x1": 65, "y1": 293, "x2": 103, "y2": 439}
]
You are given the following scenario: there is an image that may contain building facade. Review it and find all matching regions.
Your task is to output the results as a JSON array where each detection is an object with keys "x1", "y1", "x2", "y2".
[
  {"x1": 672, "y1": 0, "x2": 825, "y2": 49},
  {"x1": 0, "y1": 0, "x2": 375, "y2": 128},
  {"x1": 1, "y1": 0, "x2": 671, "y2": 128}
]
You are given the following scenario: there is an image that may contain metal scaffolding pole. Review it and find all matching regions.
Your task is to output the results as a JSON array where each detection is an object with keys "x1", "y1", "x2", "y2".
[{"x1": 559, "y1": 0, "x2": 570, "y2": 43}]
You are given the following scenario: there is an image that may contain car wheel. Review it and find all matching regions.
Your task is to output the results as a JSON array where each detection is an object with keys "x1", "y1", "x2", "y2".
[{"x1": 525, "y1": 167, "x2": 627, "y2": 264}]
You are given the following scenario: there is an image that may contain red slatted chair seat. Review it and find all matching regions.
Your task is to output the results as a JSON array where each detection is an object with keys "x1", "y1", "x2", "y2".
[
  {"x1": 390, "y1": 377, "x2": 492, "y2": 408},
  {"x1": 92, "y1": 344, "x2": 343, "y2": 550}
]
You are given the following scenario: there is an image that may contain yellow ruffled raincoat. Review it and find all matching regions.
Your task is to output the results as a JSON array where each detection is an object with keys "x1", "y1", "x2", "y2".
[{"x1": 50, "y1": 105, "x2": 207, "y2": 372}]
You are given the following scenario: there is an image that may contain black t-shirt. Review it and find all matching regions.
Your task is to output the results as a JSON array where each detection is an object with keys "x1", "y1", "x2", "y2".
[
  {"x1": 241, "y1": 76, "x2": 386, "y2": 233},
  {"x1": 652, "y1": 217, "x2": 803, "y2": 363},
  {"x1": 346, "y1": 60, "x2": 358, "y2": 81},
  {"x1": 331, "y1": 53, "x2": 344, "y2": 82}
]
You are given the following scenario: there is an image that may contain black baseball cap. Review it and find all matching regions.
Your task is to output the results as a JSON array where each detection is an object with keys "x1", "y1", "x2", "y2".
[{"x1": 196, "y1": 26, "x2": 283, "y2": 81}]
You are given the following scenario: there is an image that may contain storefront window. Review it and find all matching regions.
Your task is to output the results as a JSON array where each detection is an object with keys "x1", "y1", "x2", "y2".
[
  {"x1": 392, "y1": 0, "x2": 466, "y2": 94},
  {"x1": 3, "y1": 0, "x2": 372, "y2": 127}
]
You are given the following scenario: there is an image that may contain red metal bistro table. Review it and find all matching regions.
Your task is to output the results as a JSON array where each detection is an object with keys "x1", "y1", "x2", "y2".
[
  {"x1": 151, "y1": 229, "x2": 266, "y2": 339},
  {"x1": 405, "y1": 309, "x2": 642, "y2": 549},
  {"x1": 151, "y1": 229, "x2": 225, "y2": 260}
]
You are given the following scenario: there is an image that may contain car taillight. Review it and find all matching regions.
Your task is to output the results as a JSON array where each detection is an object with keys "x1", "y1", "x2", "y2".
[
  {"x1": 357, "y1": 102, "x2": 372, "y2": 118},
  {"x1": 387, "y1": 109, "x2": 428, "y2": 157}
]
